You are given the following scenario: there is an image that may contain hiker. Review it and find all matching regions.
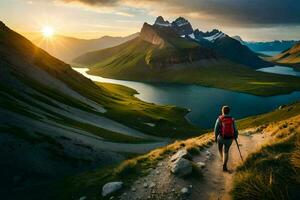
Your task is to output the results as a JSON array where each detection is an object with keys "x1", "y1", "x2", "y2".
[{"x1": 214, "y1": 105, "x2": 238, "y2": 171}]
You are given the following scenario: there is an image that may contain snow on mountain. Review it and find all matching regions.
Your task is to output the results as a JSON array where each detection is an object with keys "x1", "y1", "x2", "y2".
[{"x1": 203, "y1": 32, "x2": 226, "y2": 42}]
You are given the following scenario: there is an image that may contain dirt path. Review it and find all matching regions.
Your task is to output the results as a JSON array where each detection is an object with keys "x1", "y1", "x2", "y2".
[{"x1": 118, "y1": 129, "x2": 272, "y2": 200}]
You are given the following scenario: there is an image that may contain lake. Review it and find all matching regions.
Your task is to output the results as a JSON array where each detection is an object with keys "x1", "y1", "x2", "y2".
[
  {"x1": 74, "y1": 68, "x2": 300, "y2": 129},
  {"x1": 257, "y1": 65, "x2": 300, "y2": 77},
  {"x1": 257, "y1": 51, "x2": 282, "y2": 56}
]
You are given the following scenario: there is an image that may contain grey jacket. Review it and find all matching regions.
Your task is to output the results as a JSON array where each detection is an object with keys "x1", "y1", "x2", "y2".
[{"x1": 214, "y1": 114, "x2": 238, "y2": 141}]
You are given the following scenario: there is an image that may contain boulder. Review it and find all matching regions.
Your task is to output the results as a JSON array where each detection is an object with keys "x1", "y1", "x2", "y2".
[
  {"x1": 170, "y1": 149, "x2": 192, "y2": 162},
  {"x1": 170, "y1": 157, "x2": 192, "y2": 176},
  {"x1": 102, "y1": 182, "x2": 123, "y2": 197},
  {"x1": 196, "y1": 161, "x2": 206, "y2": 169},
  {"x1": 181, "y1": 187, "x2": 189, "y2": 194}
]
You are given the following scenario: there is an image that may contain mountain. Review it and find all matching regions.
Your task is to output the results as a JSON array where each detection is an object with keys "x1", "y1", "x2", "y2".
[
  {"x1": 0, "y1": 21, "x2": 198, "y2": 199},
  {"x1": 244, "y1": 40, "x2": 298, "y2": 52},
  {"x1": 232, "y1": 35, "x2": 244, "y2": 44},
  {"x1": 192, "y1": 29, "x2": 272, "y2": 68},
  {"x1": 75, "y1": 16, "x2": 271, "y2": 71},
  {"x1": 74, "y1": 20, "x2": 218, "y2": 71},
  {"x1": 272, "y1": 41, "x2": 300, "y2": 67},
  {"x1": 30, "y1": 32, "x2": 139, "y2": 62}
]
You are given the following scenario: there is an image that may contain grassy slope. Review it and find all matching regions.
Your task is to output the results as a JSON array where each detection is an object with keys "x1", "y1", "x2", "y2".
[
  {"x1": 237, "y1": 101, "x2": 300, "y2": 129},
  {"x1": 75, "y1": 38, "x2": 300, "y2": 96},
  {"x1": 232, "y1": 116, "x2": 300, "y2": 200}
]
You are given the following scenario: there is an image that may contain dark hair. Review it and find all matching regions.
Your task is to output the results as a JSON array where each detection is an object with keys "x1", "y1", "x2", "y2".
[{"x1": 222, "y1": 105, "x2": 230, "y2": 115}]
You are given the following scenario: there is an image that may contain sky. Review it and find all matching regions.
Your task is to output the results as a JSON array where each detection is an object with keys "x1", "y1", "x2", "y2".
[{"x1": 1, "y1": 0, "x2": 300, "y2": 41}]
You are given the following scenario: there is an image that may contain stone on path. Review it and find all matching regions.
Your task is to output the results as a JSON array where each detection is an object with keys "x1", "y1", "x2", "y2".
[
  {"x1": 102, "y1": 181, "x2": 123, "y2": 197},
  {"x1": 170, "y1": 157, "x2": 192, "y2": 177},
  {"x1": 170, "y1": 149, "x2": 192, "y2": 162}
]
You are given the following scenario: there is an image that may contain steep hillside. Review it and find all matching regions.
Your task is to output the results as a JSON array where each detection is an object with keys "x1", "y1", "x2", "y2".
[
  {"x1": 272, "y1": 41, "x2": 300, "y2": 69},
  {"x1": 30, "y1": 32, "x2": 139, "y2": 62},
  {"x1": 0, "y1": 21, "x2": 198, "y2": 199}
]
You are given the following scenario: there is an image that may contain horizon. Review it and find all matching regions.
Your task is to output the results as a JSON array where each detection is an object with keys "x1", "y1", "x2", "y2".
[{"x1": 1, "y1": 0, "x2": 300, "y2": 42}]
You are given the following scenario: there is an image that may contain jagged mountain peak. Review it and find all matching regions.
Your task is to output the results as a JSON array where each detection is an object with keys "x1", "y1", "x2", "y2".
[
  {"x1": 154, "y1": 16, "x2": 171, "y2": 27},
  {"x1": 140, "y1": 23, "x2": 166, "y2": 47}
]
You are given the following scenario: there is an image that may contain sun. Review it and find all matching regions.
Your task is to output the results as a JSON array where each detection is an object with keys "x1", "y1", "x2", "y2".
[{"x1": 42, "y1": 26, "x2": 55, "y2": 38}]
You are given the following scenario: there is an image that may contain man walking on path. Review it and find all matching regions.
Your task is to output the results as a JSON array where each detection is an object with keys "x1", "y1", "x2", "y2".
[{"x1": 214, "y1": 105, "x2": 238, "y2": 172}]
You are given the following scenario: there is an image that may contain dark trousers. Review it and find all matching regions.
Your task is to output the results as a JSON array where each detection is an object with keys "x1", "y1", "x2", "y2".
[{"x1": 217, "y1": 135, "x2": 233, "y2": 167}]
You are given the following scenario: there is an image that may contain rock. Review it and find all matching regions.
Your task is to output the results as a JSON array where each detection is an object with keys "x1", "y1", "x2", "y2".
[
  {"x1": 279, "y1": 105, "x2": 286, "y2": 110},
  {"x1": 170, "y1": 158, "x2": 192, "y2": 176},
  {"x1": 157, "y1": 162, "x2": 163, "y2": 166},
  {"x1": 206, "y1": 150, "x2": 211, "y2": 156},
  {"x1": 102, "y1": 182, "x2": 123, "y2": 197},
  {"x1": 189, "y1": 185, "x2": 193, "y2": 189},
  {"x1": 79, "y1": 197, "x2": 87, "y2": 200},
  {"x1": 172, "y1": 188, "x2": 176, "y2": 192},
  {"x1": 109, "y1": 197, "x2": 114, "y2": 200},
  {"x1": 131, "y1": 187, "x2": 136, "y2": 192},
  {"x1": 181, "y1": 187, "x2": 189, "y2": 194},
  {"x1": 155, "y1": 170, "x2": 160, "y2": 175},
  {"x1": 196, "y1": 161, "x2": 206, "y2": 168},
  {"x1": 149, "y1": 182, "x2": 156, "y2": 188},
  {"x1": 143, "y1": 183, "x2": 148, "y2": 188},
  {"x1": 170, "y1": 149, "x2": 192, "y2": 162}
]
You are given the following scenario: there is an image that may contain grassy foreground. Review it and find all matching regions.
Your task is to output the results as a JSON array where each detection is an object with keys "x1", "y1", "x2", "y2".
[{"x1": 232, "y1": 115, "x2": 300, "y2": 200}]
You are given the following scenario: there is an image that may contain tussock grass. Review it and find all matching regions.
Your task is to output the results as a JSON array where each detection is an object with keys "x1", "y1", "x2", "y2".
[{"x1": 232, "y1": 116, "x2": 300, "y2": 200}]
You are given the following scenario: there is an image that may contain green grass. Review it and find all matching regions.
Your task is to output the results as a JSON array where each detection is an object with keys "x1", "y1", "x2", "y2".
[
  {"x1": 237, "y1": 101, "x2": 300, "y2": 129},
  {"x1": 232, "y1": 123, "x2": 300, "y2": 200},
  {"x1": 11, "y1": 68, "x2": 199, "y2": 139}
]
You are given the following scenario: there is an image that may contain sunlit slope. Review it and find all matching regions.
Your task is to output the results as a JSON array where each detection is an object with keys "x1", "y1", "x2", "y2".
[{"x1": 272, "y1": 42, "x2": 300, "y2": 69}]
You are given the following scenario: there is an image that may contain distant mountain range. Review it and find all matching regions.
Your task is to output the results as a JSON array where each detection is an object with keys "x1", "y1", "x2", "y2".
[
  {"x1": 231, "y1": 36, "x2": 299, "y2": 53},
  {"x1": 30, "y1": 33, "x2": 139, "y2": 62}
]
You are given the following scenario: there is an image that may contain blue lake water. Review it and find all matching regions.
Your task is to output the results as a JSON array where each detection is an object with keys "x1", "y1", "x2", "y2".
[
  {"x1": 257, "y1": 51, "x2": 282, "y2": 56},
  {"x1": 74, "y1": 68, "x2": 300, "y2": 129},
  {"x1": 257, "y1": 66, "x2": 300, "y2": 77}
]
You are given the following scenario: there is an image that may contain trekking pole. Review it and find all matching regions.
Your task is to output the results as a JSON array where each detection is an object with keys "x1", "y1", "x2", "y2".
[{"x1": 235, "y1": 139, "x2": 244, "y2": 162}]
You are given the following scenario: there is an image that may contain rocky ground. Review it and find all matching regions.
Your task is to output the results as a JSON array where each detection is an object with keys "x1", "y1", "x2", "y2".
[{"x1": 103, "y1": 127, "x2": 273, "y2": 200}]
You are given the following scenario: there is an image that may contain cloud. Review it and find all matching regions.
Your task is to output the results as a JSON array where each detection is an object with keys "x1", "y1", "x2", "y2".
[
  {"x1": 59, "y1": 0, "x2": 119, "y2": 7},
  {"x1": 41, "y1": 0, "x2": 300, "y2": 27}
]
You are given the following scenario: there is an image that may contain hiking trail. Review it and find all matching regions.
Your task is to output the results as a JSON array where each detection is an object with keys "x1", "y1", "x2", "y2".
[{"x1": 118, "y1": 127, "x2": 273, "y2": 200}]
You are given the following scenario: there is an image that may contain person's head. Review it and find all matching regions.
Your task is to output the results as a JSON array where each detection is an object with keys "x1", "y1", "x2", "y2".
[{"x1": 222, "y1": 105, "x2": 230, "y2": 115}]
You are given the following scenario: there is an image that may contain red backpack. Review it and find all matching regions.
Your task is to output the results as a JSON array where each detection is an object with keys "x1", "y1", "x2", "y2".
[{"x1": 219, "y1": 115, "x2": 234, "y2": 139}]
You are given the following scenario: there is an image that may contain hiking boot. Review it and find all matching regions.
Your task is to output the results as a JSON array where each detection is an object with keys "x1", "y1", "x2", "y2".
[{"x1": 223, "y1": 165, "x2": 228, "y2": 172}]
